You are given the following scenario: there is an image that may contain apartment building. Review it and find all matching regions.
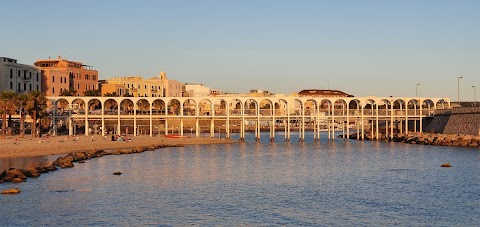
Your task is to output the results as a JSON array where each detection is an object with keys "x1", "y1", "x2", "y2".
[
  {"x1": 34, "y1": 56, "x2": 98, "y2": 96},
  {"x1": 0, "y1": 57, "x2": 42, "y2": 93}
]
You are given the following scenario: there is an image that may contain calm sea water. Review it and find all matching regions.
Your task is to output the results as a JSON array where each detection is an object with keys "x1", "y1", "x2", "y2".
[{"x1": 1, "y1": 132, "x2": 479, "y2": 226}]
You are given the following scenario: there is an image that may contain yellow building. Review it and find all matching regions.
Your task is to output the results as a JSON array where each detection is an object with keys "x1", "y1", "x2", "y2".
[
  {"x1": 104, "y1": 71, "x2": 183, "y2": 97},
  {"x1": 99, "y1": 82, "x2": 129, "y2": 96}
]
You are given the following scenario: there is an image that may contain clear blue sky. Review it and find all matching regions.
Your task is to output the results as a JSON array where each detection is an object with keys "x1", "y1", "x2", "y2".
[{"x1": 3, "y1": 0, "x2": 480, "y2": 99}]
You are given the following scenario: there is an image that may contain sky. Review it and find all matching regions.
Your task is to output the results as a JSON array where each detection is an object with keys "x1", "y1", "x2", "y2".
[{"x1": 3, "y1": 0, "x2": 480, "y2": 100}]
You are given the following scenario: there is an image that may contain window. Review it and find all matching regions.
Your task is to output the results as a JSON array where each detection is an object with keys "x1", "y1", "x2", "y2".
[
  {"x1": 24, "y1": 83, "x2": 26, "y2": 91},
  {"x1": 52, "y1": 87, "x2": 55, "y2": 94},
  {"x1": 77, "y1": 83, "x2": 80, "y2": 89},
  {"x1": 93, "y1": 75, "x2": 96, "y2": 80},
  {"x1": 36, "y1": 73, "x2": 39, "y2": 82},
  {"x1": 18, "y1": 70, "x2": 20, "y2": 77},
  {"x1": 29, "y1": 84, "x2": 32, "y2": 91},
  {"x1": 18, "y1": 83, "x2": 20, "y2": 91},
  {"x1": 53, "y1": 76, "x2": 55, "y2": 82},
  {"x1": 36, "y1": 85, "x2": 39, "y2": 90},
  {"x1": 10, "y1": 82, "x2": 12, "y2": 89},
  {"x1": 145, "y1": 85, "x2": 147, "y2": 89},
  {"x1": 10, "y1": 69, "x2": 12, "y2": 79}
]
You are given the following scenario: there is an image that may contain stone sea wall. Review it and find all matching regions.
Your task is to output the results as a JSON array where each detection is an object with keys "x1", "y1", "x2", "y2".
[
  {"x1": 346, "y1": 131, "x2": 480, "y2": 148},
  {"x1": 423, "y1": 107, "x2": 480, "y2": 136}
]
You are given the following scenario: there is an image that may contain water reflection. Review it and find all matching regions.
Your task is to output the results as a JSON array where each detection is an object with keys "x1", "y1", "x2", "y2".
[{"x1": 1, "y1": 132, "x2": 479, "y2": 226}]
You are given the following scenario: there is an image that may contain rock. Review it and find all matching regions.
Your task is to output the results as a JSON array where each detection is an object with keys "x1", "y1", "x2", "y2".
[
  {"x1": 72, "y1": 152, "x2": 87, "y2": 161},
  {"x1": 0, "y1": 168, "x2": 27, "y2": 182},
  {"x1": 20, "y1": 168, "x2": 40, "y2": 178},
  {"x1": 112, "y1": 149, "x2": 122, "y2": 155},
  {"x1": 113, "y1": 172, "x2": 122, "y2": 175},
  {"x1": 441, "y1": 163, "x2": 452, "y2": 168},
  {"x1": 1, "y1": 188, "x2": 21, "y2": 194},
  {"x1": 86, "y1": 149, "x2": 99, "y2": 158},
  {"x1": 98, "y1": 150, "x2": 110, "y2": 156},
  {"x1": 12, "y1": 178, "x2": 26, "y2": 183},
  {"x1": 41, "y1": 161, "x2": 57, "y2": 172},
  {"x1": 53, "y1": 156, "x2": 74, "y2": 168},
  {"x1": 78, "y1": 160, "x2": 85, "y2": 163}
]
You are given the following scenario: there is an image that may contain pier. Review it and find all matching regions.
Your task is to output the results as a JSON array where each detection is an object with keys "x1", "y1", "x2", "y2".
[{"x1": 47, "y1": 96, "x2": 450, "y2": 141}]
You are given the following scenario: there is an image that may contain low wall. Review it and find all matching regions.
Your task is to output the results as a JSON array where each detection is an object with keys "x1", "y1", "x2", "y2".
[{"x1": 424, "y1": 107, "x2": 480, "y2": 135}]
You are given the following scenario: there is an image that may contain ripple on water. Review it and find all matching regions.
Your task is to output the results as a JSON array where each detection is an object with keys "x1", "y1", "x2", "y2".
[{"x1": 1, "y1": 132, "x2": 479, "y2": 226}]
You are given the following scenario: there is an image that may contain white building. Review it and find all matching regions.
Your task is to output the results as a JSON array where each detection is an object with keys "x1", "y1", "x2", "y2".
[
  {"x1": 184, "y1": 83, "x2": 211, "y2": 97},
  {"x1": 0, "y1": 57, "x2": 42, "y2": 93}
]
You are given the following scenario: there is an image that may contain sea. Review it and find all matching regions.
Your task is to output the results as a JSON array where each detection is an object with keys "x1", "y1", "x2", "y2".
[{"x1": 1, "y1": 131, "x2": 479, "y2": 226}]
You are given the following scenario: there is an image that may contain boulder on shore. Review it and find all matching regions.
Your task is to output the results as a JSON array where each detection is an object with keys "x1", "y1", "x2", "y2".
[
  {"x1": 1, "y1": 188, "x2": 21, "y2": 194},
  {"x1": 0, "y1": 168, "x2": 27, "y2": 182}
]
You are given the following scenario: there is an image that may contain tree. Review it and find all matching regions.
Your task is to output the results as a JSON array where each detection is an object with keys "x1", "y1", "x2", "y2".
[
  {"x1": 137, "y1": 99, "x2": 150, "y2": 114},
  {"x1": 26, "y1": 91, "x2": 47, "y2": 137},
  {"x1": 17, "y1": 93, "x2": 29, "y2": 137},
  {"x1": 104, "y1": 92, "x2": 119, "y2": 97},
  {"x1": 59, "y1": 88, "x2": 78, "y2": 96},
  {"x1": 0, "y1": 91, "x2": 18, "y2": 137},
  {"x1": 84, "y1": 89, "x2": 101, "y2": 97}
]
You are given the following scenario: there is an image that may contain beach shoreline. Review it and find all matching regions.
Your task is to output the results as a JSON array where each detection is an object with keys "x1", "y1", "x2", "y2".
[{"x1": 0, "y1": 135, "x2": 236, "y2": 159}]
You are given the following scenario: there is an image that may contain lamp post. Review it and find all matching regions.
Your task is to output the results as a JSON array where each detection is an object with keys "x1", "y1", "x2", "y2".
[
  {"x1": 473, "y1": 85, "x2": 477, "y2": 107},
  {"x1": 416, "y1": 83, "x2": 420, "y2": 97},
  {"x1": 458, "y1": 76, "x2": 463, "y2": 107}
]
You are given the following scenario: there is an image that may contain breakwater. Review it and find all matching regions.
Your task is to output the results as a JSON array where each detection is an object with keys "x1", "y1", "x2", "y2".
[
  {"x1": 423, "y1": 107, "x2": 480, "y2": 135},
  {"x1": 347, "y1": 131, "x2": 480, "y2": 147},
  {"x1": 0, "y1": 144, "x2": 183, "y2": 186}
]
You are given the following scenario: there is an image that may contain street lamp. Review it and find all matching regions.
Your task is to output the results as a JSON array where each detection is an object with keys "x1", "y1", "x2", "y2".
[
  {"x1": 416, "y1": 83, "x2": 420, "y2": 97},
  {"x1": 473, "y1": 85, "x2": 477, "y2": 107},
  {"x1": 458, "y1": 76, "x2": 463, "y2": 107}
]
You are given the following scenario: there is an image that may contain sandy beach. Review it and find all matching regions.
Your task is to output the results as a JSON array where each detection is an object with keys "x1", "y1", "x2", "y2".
[{"x1": 0, "y1": 135, "x2": 236, "y2": 159}]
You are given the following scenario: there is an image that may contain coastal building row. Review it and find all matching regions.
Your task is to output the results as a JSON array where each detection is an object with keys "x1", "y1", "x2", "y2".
[
  {"x1": 0, "y1": 56, "x2": 186, "y2": 98},
  {"x1": 1, "y1": 56, "x2": 353, "y2": 101}
]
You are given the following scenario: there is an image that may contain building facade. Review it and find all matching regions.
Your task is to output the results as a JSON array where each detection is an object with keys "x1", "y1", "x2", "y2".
[
  {"x1": 34, "y1": 57, "x2": 98, "y2": 96},
  {"x1": 0, "y1": 57, "x2": 42, "y2": 93},
  {"x1": 104, "y1": 71, "x2": 183, "y2": 97},
  {"x1": 99, "y1": 81, "x2": 129, "y2": 97},
  {"x1": 183, "y1": 83, "x2": 211, "y2": 97}
]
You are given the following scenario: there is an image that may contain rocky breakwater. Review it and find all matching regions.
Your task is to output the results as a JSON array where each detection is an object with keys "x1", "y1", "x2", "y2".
[
  {"x1": 1, "y1": 143, "x2": 183, "y2": 188},
  {"x1": 346, "y1": 131, "x2": 480, "y2": 148}
]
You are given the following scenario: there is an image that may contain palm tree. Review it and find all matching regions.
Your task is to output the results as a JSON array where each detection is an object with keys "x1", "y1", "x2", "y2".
[
  {"x1": 104, "y1": 92, "x2": 119, "y2": 97},
  {"x1": 84, "y1": 89, "x2": 101, "y2": 97},
  {"x1": 59, "y1": 88, "x2": 78, "y2": 96},
  {"x1": 17, "y1": 93, "x2": 29, "y2": 137},
  {"x1": 0, "y1": 91, "x2": 18, "y2": 137},
  {"x1": 137, "y1": 99, "x2": 150, "y2": 114},
  {"x1": 26, "y1": 91, "x2": 47, "y2": 137},
  {"x1": 153, "y1": 100, "x2": 165, "y2": 114}
]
